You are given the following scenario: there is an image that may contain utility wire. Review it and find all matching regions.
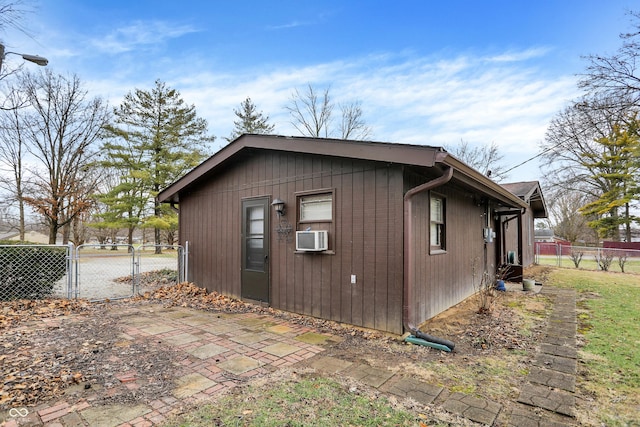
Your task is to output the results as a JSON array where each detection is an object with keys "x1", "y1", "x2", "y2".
[{"x1": 502, "y1": 142, "x2": 565, "y2": 175}]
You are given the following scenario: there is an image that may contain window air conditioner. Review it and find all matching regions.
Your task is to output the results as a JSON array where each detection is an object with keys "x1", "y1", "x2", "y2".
[{"x1": 295, "y1": 230, "x2": 328, "y2": 251}]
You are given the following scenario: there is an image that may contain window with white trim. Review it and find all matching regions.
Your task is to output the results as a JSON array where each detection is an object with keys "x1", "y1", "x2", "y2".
[{"x1": 430, "y1": 195, "x2": 446, "y2": 251}]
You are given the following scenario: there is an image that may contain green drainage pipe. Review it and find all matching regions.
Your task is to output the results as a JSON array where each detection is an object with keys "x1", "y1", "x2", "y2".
[
  {"x1": 407, "y1": 324, "x2": 456, "y2": 351},
  {"x1": 404, "y1": 335, "x2": 452, "y2": 352}
]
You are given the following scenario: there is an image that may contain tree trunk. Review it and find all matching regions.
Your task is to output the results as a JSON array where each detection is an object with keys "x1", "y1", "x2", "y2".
[
  {"x1": 72, "y1": 216, "x2": 85, "y2": 245},
  {"x1": 624, "y1": 202, "x2": 631, "y2": 242},
  {"x1": 62, "y1": 223, "x2": 71, "y2": 245},
  {"x1": 48, "y1": 224, "x2": 58, "y2": 245},
  {"x1": 18, "y1": 192, "x2": 25, "y2": 242},
  {"x1": 154, "y1": 199, "x2": 162, "y2": 254}
]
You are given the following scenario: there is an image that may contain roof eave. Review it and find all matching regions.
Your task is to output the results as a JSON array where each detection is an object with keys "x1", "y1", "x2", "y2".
[
  {"x1": 158, "y1": 134, "x2": 443, "y2": 204},
  {"x1": 441, "y1": 155, "x2": 529, "y2": 209}
]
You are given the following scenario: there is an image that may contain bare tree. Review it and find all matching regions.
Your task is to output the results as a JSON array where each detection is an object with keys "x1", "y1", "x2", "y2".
[
  {"x1": 541, "y1": 97, "x2": 637, "y2": 241},
  {"x1": 0, "y1": 1, "x2": 31, "y2": 35},
  {"x1": 286, "y1": 84, "x2": 332, "y2": 138},
  {"x1": 20, "y1": 70, "x2": 109, "y2": 244},
  {"x1": 547, "y1": 189, "x2": 598, "y2": 244},
  {"x1": 0, "y1": 86, "x2": 28, "y2": 239},
  {"x1": 339, "y1": 101, "x2": 372, "y2": 140},
  {"x1": 0, "y1": 0, "x2": 42, "y2": 85},
  {"x1": 286, "y1": 84, "x2": 372, "y2": 140},
  {"x1": 541, "y1": 97, "x2": 622, "y2": 194},
  {"x1": 580, "y1": 11, "x2": 640, "y2": 109},
  {"x1": 446, "y1": 140, "x2": 507, "y2": 181}
]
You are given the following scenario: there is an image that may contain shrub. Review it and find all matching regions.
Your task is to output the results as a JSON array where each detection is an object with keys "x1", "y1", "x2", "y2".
[
  {"x1": 0, "y1": 244, "x2": 67, "y2": 300},
  {"x1": 570, "y1": 249, "x2": 584, "y2": 268},
  {"x1": 595, "y1": 251, "x2": 615, "y2": 272}
]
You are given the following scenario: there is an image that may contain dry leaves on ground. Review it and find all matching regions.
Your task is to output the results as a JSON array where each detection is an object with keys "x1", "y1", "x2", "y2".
[{"x1": 0, "y1": 274, "x2": 548, "y2": 411}]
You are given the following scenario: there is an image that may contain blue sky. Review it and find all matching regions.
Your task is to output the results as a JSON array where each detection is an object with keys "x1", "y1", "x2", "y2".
[{"x1": 3, "y1": 0, "x2": 637, "y2": 182}]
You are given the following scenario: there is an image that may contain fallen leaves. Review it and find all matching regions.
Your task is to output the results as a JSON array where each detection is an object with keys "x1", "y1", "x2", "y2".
[
  {"x1": 0, "y1": 299, "x2": 93, "y2": 330},
  {"x1": 0, "y1": 274, "x2": 546, "y2": 413},
  {"x1": 0, "y1": 298, "x2": 178, "y2": 410}
]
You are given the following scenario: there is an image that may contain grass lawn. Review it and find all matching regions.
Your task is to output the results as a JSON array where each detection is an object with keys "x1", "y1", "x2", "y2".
[
  {"x1": 546, "y1": 268, "x2": 640, "y2": 426},
  {"x1": 537, "y1": 255, "x2": 640, "y2": 274},
  {"x1": 163, "y1": 375, "x2": 434, "y2": 427}
]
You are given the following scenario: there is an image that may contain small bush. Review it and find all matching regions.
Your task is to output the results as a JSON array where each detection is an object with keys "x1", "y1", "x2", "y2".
[
  {"x1": 596, "y1": 251, "x2": 614, "y2": 272},
  {"x1": 0, "y1": 244, "x2": 67, "y2": 300},
  {"x1": 570, "y1": 249, "x2": 584, "y2": 268}
]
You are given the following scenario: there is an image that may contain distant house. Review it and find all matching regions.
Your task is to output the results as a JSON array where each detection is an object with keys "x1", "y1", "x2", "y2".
[
  {"x1": 534, "y1": 228, "x2": 556, "y2": 243},
  {"x1": 158, "y1": 135, "x2": 546, "y2": 334}
]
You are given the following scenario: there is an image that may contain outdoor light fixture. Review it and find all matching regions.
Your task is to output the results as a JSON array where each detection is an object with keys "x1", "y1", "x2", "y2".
[
  {"x1": 0, "y1": 43, "x2": 49, "y2": 72},
  {"x1": 272, "y1": 198, "x2": 286, "y2": 216}
]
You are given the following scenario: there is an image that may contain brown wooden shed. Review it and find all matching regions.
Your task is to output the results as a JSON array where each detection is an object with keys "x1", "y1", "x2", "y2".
[{"x1": 158, "y1": 134, "x2": 541, "y2": 334}]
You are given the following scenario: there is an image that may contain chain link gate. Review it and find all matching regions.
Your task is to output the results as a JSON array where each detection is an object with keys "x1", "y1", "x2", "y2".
[
  {"x1": 74, "y1": 244, "x2": 136, "y2": 301},
  {"x1": 0, "y1": 242, "x2": 188, "y2": 302}
]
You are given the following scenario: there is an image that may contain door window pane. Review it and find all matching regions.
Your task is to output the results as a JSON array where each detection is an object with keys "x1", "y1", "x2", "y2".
[
  {"x1": 248, "y1": 206, "x2": 264, "y2": 234},
  {"x1": 246, "y1": 238, "x2": 264, "y2": 271},
  {"x1": 246, "y1": 206, "x2": 265, "y2": 271}
]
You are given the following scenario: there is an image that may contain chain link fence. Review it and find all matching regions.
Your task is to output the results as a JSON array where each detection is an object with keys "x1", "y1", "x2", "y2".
[
  {"x1": 535, "y1": 242, "x2": 640, "y2": 274},
  {"x1": 0, "y1": 244, "x2": 72, "y2": 300},
  {"x1": 0, "y1": 243, "x2": 188, "y2": 301}
]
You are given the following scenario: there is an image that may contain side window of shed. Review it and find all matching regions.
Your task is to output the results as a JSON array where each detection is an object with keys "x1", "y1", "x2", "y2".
[{"x1": 430, "y1": 194, "x2": 446, "y2": 252}]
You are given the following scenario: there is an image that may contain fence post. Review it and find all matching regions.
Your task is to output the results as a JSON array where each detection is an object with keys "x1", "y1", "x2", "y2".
[
  {"x1": 74, "y1": 244, "x2": 80, "y2": 299},
  {"x1": 184, "y1": 241, "x2": 189, "y2": 283},
  {"x1": 66, "y1": 242, "x2": 74, "y2": 299},
  {"x1": 132, "y1": 245, "x2": 139, "y2": 296},
  {"x1": 557, "y1": 243, "x2": 561, "y2": 267}
]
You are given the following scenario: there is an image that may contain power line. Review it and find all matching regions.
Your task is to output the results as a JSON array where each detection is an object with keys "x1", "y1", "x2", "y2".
[{"x1": 502, "y1": 143, "x2": 564, "y2": 175}]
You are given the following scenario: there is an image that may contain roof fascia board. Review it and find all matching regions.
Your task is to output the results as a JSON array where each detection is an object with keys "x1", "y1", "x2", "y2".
[
  {"x1": 442, "y1": 155, "x2": 529, "y2": 209},
  {"x1": 158, "y1": 135, "x2": 441, "y2": 203},
  {"x1": 158, "y1": 134, "x2": 529, "y2": 210}
]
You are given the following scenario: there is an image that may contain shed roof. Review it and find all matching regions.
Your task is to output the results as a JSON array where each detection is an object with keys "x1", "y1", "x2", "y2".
[
  {"x1": 158, "y1": 134, "x2": 529, "y2": 210},
  {"x1": 501, "y1": 181, "x2": 548, "y2": 218}
]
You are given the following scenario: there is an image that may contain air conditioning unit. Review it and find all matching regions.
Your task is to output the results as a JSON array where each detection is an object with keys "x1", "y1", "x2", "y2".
[{"x1": 295, "y1": 230, "x2": 328, "y2": 251}]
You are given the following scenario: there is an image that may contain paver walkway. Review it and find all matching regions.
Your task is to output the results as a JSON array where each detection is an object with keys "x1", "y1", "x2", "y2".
[
  {"x1": 1, "y1": 306, "x2": 328, "y2": 427},
  {"x1": 511, "y1": 287, "x2": 578, "y2": 426},
  {"x1": 1, "y1": 285, "x2": 579, "y2": 426},
  {"x1": 299, "y1": 285, "x2": 579, "y2": 426}
]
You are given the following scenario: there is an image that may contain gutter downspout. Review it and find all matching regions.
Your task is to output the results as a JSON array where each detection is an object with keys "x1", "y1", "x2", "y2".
[{"x1": 403, "y1": 165, "x2": 453, "y2": 332}]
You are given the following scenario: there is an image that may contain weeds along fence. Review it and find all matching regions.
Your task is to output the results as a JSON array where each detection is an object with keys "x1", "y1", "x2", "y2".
[
  {"x1": 535, "y1": 242, "x2": 640, "y2": 274},
  {"x1": 0, "y1": 242, "x2": 188, "y2": 302}
]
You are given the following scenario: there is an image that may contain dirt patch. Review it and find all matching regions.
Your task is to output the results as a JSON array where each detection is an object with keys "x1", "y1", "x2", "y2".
[{"x1": 1, "y1": 303, "x2": 181, "y2": 409}]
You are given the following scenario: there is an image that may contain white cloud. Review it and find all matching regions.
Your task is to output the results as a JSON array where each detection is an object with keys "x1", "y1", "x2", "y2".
[
  {"x1": 7, "y1": 30, "x2": 575, "y2": 181},
  {"x1": 159, "y1": 50, "x2": 579, "y2": 167},
  {"x1": 485, "y1": 47, "x2": 551, "y2": 63},
  {"x1": 89, "y1": 21, "x2": 200, "y2": 54}
]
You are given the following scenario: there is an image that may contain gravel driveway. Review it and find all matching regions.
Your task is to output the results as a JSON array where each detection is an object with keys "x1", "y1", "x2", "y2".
[{"x1": 53, "y1": 248, "x2": 181, "y2": 301}]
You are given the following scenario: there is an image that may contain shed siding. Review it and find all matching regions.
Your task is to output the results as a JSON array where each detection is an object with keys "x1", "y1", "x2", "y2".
[
  {"x1": 178, "y1": 149, "x2": 405, "y2": 334},
  {"x1": 409, "y1": 183, "x2": 487, "y2": 325}
]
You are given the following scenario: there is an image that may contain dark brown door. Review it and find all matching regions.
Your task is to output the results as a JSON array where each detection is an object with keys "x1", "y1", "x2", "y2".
[{"x1": 241, "y1": 197, "x2": 270, "y2": 302}]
